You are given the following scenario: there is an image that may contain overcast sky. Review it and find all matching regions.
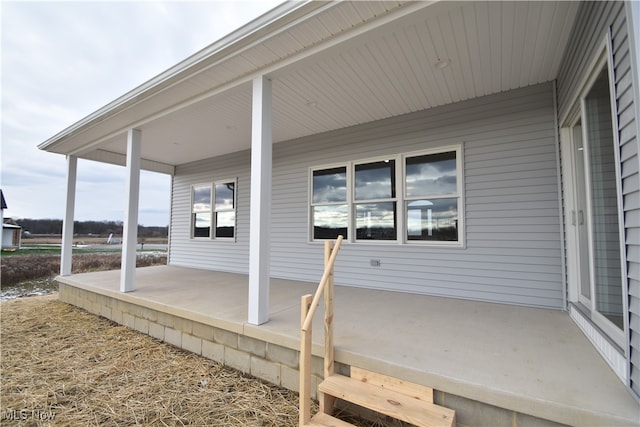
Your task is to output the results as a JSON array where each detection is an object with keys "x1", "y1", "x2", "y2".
[{"x1": 1, "y1": 0, "x2": 282, "y2": 226}]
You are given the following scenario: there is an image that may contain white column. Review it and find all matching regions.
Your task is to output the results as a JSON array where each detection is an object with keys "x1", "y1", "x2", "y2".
[
  {"x1": 248, "y1": 76, "x2": 272, "y2": 325},
  {"x1": 120, "y1": 129, "x2": 142, "y2": 292},
  {"x1": 60, "y1": 155, "x2": 77, "y2": 276}
]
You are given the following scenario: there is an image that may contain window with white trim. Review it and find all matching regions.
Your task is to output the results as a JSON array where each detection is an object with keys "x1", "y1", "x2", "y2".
[
  {"x1": 192, "y1": 184, "x2": 212, "y2": 238},
  {"x1": 191, "y1": 179, "x2": 237, "y2": 239},
  {"x1": 310, "y1": 146, "x2": 463, "y2": 244},
  {"x1": 355, "y1": 160, "x2": 397, "y2": 240},
  {"x1": 405, "y1": 151, "x2": 459, "y2": 242},
  {"x1": 214, "y1": 180, "x2": 236, "y2": 238}
]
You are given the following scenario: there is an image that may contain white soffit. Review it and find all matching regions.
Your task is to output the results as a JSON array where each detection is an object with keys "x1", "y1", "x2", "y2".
[{"x1": 44, "y1": 1, "x2": 580, "y2": 169}]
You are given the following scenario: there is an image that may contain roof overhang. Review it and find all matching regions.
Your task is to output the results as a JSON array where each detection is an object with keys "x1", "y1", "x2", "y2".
[{"x1": 38, "y1": 1, "x2": 580, "y2": 174}]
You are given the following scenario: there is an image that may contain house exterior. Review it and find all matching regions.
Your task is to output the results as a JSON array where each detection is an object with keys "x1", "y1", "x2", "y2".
[
  {"x1": 0, "y1": 190, "x2": 6, "y2": 249},
  {"x1": 39, "y1": 0, "x2": 640, "y2": 420},
  {"x1": 0, "y1": 190, "x2": 21, "y2": 250}
]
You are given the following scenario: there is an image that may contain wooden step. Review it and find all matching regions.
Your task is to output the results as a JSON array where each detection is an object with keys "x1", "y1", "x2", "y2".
[
  {"x1": 304, "y1": 412, "x2": 355, "y2": 427},
  {"x1": 318, "y1": 374, "x2": 455, "y2": 427},
  {"x1": 350, "y1": 366, "x2": 434, "y2": 403}
]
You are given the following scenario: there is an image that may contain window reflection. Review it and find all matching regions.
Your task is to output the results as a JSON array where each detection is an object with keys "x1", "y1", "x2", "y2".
[
  {"x1": 193, "y1": 186, "x2": 211, "y2": 212},
  {"x1": 215, "y1": 182, "x2": 234, "y2": 210},
  {"x1": 406, "y1": 152, "x2": 456, "y2": 197},
  {"x1": 215, "y1": 211, "x2": 235, "y2": 238},
  {"x1": 406, "y1": 199, "x2": 457, "y2": 241},
  {"x1": 313, "y1": 167, "x2": 347, "y2": 203},
  {"x1": 356, "y1": 202, "x2": 397, "y2": 240},
  {"x1": 313, "y1": 205, "x2": 348, "y2": 239},
  {"x1": 355, "y1": 160, "x2": 396, "y2": 200},
  {"x1": 310, "y1": 147, "x2": 461, "y2": 243},
  {"x1": 193, "y1": 212, "x2": 211, "y2": 238},
  {"x1": 214, "y1": 181, "x2": 236, "y2": 239}
]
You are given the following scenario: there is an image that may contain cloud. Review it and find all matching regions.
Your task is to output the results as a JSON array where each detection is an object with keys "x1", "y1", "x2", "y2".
[{"x1": 1, "y1": 0, "x2": 281, "y2": 225}]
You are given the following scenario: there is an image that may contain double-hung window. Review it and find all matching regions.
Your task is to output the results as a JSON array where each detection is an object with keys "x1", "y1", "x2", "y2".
[
  {"x1": 192, "y1": 184, "x2": 212, "y2": 238},
  {"x1": 405, "y1": 150, "x2": 459, "y2": 242},
  {"x1": 214, "y1": 180, "x2": 236, "y2": 238},
  {"x1": 310, "y1": 145, "x2": 462, "y2": 245},
  {"x1": 355, "y1": 160, "x2": 397, "y2": 240},
  {"x1": 311, "y1": 167, "x2": 349, "y2": 239},
  {"x1": 191, "y1": 179, "x2": 236, "y2": 239}
]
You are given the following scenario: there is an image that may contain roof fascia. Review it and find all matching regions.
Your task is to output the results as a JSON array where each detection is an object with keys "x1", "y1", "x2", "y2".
[{"x1": 81, "y1": 149, "x2": 176, "y2": 175}]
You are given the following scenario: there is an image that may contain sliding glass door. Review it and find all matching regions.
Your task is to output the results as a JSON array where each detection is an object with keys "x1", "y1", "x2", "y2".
[{"x1": 566, "y1": 63, "x2": 625, "y2": 343}]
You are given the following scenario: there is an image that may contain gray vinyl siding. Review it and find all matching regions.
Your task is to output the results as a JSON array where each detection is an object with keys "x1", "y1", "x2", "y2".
[
  {"x1": 271, "y1": 82, "x2": 562, "y2": 309},
  {"x1": 557, "y1": 1, "x2": 640, "y2": 398},
  {"x1": 170, "y1": 151, "x2": 251, "y2": 273},
  {"x1": 170, "y1": 82, "x2": 563, "y2": 309}
]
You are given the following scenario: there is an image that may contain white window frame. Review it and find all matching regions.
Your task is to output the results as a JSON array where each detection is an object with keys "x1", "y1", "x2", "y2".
[
  {"x1": 309, "y1": 163, "x2": 350, "y2": 241},
  {"x1": 190, "y1": 179, "x2": 237, "y2": 241},
  {"x1": 353, "y1": 156, "x2": 399, "y2": 242},
  {"x1": 191, "y1": 183, "x2": 213, "y2": 239},
  {"x1": 309, "y1": 145, "x2": 464, "y2": 246},
  {"x1": 213, "y1": 178, "x2": 237, "y2": 241},
  {"x1": 402, "y1": 145, "x2": 464, "y2": 246}
]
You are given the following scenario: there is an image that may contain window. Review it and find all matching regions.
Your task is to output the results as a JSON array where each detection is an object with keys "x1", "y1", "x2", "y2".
[
  {"x1": 192, "y1": 185, "x2": 211, "y2": 238},
  {"x1": 191, "y1": 179, "x2": 237, "y2": 239},
  {"x1": 355, "y1": 160, "x2": 396, "y2": 240},
  {"x1": 405, "y1": 151, "x2": 459, "y2": 242},
  {"x1": 310, "y1": 146, "x2": 463, "y2": 244},
  {"x1": 311, "y1": 167, "x2": 348, "y2": 240},
  {"x1": 214, "y1": 181, "x2": 236, "y2": 238}
]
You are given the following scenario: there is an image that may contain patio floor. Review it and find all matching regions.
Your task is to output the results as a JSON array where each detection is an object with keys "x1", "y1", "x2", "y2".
[{"x1": 56, "y1": 265, "x2": 640, "y2": 426}]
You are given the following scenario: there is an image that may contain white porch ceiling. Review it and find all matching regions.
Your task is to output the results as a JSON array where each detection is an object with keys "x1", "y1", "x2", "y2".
[{"x1": 43, "y1": 1, "x2": 579, "y2": 171}]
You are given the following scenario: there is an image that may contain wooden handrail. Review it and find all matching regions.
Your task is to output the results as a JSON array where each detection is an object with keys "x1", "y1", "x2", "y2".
[
  {"x1": 301, "y1": 235, "x2": 343, "y2": 332},
  {"x1": 300, "y1": 236, "x2": 343, "y2": 426}
]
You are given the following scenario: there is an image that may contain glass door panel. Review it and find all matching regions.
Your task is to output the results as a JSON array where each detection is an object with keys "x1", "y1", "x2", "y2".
[
  {"x1": 572, "y1": 121, "x2": 591, "y2": 303},
  {"x1": 583, "y1": 68, "x2": 624, "y2": 329}
]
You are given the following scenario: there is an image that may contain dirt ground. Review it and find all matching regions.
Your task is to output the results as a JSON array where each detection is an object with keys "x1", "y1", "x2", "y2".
[{"x1": 0, "y1": 296, "x2": 375, "y2": 427}]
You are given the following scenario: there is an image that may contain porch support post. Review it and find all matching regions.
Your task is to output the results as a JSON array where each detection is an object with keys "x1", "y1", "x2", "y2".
[
  {"x1": 120, "y1": 129, "x2": 141, "y2": 293},
  {"x1": 60, "y1": 155, "x2": 77, "y2": 276},
  {"x1": 248, "y1": 75, "x2": 272, "y2": 325}
]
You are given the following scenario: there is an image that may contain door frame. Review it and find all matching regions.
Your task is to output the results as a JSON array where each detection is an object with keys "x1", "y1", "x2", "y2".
[{"x1": 560, "y1": 36, "x2": 629, "y2": 352}]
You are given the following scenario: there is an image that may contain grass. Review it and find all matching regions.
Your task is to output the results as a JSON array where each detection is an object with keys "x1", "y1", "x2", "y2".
[
  {"x1": 1, "y1": 247, "x2": 124, "y2": 256},
  {"x1": 0, "y1": 252, "x2": 168, "y2": 294}
]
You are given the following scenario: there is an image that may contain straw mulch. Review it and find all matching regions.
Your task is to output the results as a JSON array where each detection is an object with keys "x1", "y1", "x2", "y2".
[
  {"x1": 0, "y1": 295, "x2": 304, "y2": 426},
  {"x1": 1, "y1": 296, "x2": 381, "y2": 427}
]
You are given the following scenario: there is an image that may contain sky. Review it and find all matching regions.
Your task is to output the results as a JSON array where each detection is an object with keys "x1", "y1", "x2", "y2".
[{"x1": 1, "y1": 0, "x2": 282, "y2": 226}]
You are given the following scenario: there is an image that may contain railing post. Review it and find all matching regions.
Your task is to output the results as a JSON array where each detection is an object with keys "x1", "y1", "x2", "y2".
[
  {"x1": 321, "y1": 240, "x2": 337, "y2": 414},
  {"x1": 299, "y1": 294, "x2": 313, "y2": 426},
  {"x1": 299, "y1": 236, "x2": 343, "y2": 425},
  {"x1": 324, "y1": 239, "x2": 335, "y2": 378}
]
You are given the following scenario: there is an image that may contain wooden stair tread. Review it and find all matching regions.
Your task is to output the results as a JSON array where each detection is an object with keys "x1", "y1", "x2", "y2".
[
  {"x1": 304, "y1": 412, "x2": 355, "y2": 427},
  {"x1": 318, "y1": 374, "x2": 455, "y2": 427}
]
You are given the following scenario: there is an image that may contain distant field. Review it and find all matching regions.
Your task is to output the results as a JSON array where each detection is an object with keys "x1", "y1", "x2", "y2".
[{"x1": 22, "y1": 235, "x2": 168, "y2": 245}]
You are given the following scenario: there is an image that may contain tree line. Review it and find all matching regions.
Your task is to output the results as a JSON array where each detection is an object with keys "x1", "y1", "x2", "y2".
[{"x1": 14, "y1": 219, "x2": 168, "y2": 238}]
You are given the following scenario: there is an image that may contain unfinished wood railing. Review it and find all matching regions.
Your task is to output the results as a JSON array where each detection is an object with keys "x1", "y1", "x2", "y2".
[
  {"x1": 298, "y1": 235, "x2": 456, "y2": 427},
  {"x1": 299, "y1": 236, "x2": 343, "y2": 426}
]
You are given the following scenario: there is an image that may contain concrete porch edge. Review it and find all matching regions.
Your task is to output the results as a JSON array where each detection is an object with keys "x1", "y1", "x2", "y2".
[{"x1": 55, "y1": 267, "x2": 640, "y2": 427}]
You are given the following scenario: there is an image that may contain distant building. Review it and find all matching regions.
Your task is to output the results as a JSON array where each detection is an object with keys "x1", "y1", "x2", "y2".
[
  {"x1": 0, "y1": 190, "x2": 21, "y2": 250},
  {"x1": 2, "y1": 223, "x2": 22, "y2": 250}
]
